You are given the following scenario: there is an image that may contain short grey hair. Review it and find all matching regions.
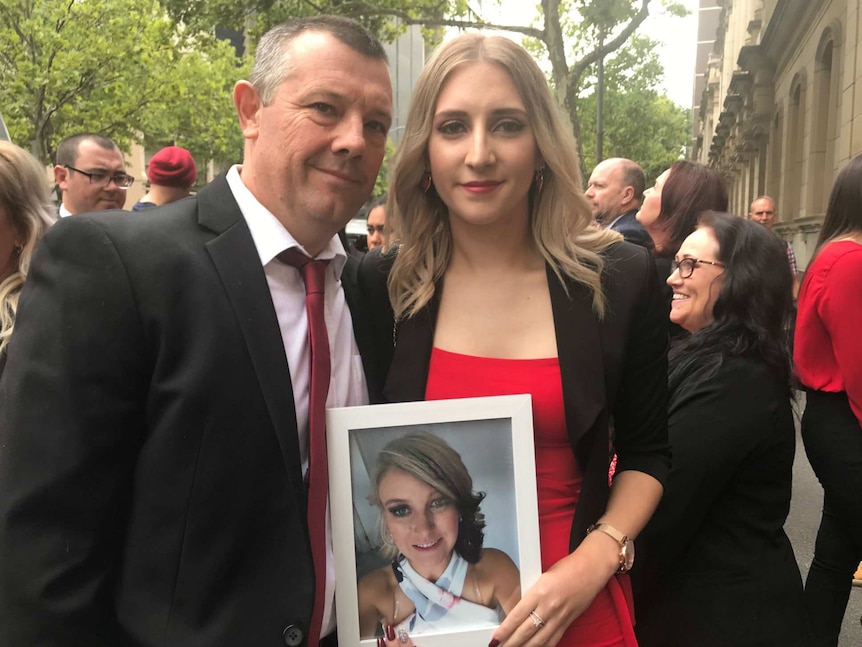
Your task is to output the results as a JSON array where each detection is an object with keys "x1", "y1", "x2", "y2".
[{"x1": 249, "y1": 15, "x2": 388, "y2": 106}]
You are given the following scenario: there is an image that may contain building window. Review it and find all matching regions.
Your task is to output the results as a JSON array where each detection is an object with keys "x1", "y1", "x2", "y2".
[
  {"x1": 810, "y1": 32, "x2": 838, "y2": 215},
  {"x1": 785, "y1": 78, "x2": 805, "y2": 220},
  {"x1": 769, "y1": 110, "x2": 783, "y2": 201}
]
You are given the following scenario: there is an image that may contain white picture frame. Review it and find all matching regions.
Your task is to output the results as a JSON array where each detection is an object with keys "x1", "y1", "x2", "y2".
[{"x1": 326, "y1": 394, "x2": 541, "y2": 647}]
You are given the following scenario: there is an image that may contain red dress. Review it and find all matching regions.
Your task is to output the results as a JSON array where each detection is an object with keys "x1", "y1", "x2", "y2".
[{"x1": 425, "y1": 348, "x2": 637, "y2": 647}]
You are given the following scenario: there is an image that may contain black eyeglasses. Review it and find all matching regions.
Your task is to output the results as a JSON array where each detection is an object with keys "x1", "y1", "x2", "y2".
[
  {"x1": 367, "y1": 224, "x2": 385, "y2": 234},
  {"x1": 670, "y1": 257, "x2": 725, "y2": 278},
  {"x1": 65, "y1": 164, "x2": 135, "y2": 189}
]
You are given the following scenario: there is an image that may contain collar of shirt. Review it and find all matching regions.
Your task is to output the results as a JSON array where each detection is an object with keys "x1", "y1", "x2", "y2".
[
  {"x1": 604, "y1": 214, "x2": 624, "y2": 230},
  {"x1": 225, "y1": 165, "x2": 348, "y2": 278},
  {"x1": 59, "y1": 203, "x2": 72, "y2": 218},
  {"x1": 604, "y1": 208, "x2": 636, "y2": 231}
]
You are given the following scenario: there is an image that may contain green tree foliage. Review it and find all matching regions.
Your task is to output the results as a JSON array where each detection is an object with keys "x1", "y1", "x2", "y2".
[
  {"x1": 522, "y1": 0, "x2": 688, "y2": 177},
  {"x1": 140, "y1": 40, "x2": 248, "y2": 167},
  {"x1": 0, "y1": 0, "x2": 690, "y2": 187},
  {"x1": 165, "y1": 0, "x2": 688, "y2": 179},
  {"x1": 160, "y1": 0, "x2": 465, "y2": 43},
  {"x1": 580, "y1": 91, "x2": 691, "y2": 183},
  {"x1": 0, "y1": 0, "x2": 242, "y2": 165},
  {"x1": 577, "y1": 34, "x2": 691, "y2": 181},
  {"x1": 374, "y1": 137, "x2": 397, "y2": 197}
]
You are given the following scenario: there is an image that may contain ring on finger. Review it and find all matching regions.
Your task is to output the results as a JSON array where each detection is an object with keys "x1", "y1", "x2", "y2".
[
  {"x1": 397, "y1": 626, "x2": 409, "y2": 644},
  {"x1": 529, "y1": 610, "x2": 545, "y2": 629}
]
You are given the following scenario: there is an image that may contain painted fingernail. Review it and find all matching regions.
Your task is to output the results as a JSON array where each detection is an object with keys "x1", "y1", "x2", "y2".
[
  {"x1": 385, "y1": 625, "x2": 396, "y2": 641},
  {"x1": 489, "y1": 639, "x2": 500, "y2": 647},
  {"x1": 378, "y1": 638, "x2": 386, "y2": 647}
]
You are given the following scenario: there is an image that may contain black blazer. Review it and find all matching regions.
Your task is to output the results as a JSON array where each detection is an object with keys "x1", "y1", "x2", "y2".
[
  {"x1": 609, "y1": 210, "x2": 653, "y2": 250},
  {"x1": 0, "y1": 173, "x2": 377, "y2": 646},
  {"x1": 359, "y1": 241, "x2": 670, "y2": 548},
  {"x1": 631, "y1": 356, "x2": 808, "y2": 647}
]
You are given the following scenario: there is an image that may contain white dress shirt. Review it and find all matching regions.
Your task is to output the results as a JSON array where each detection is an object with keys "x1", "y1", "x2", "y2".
[{"x1": 226, "y1": 165, "x2": 368, "y2": 638}]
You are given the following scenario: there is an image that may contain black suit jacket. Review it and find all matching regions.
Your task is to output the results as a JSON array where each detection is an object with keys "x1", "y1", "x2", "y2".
[
  {"x1": 608, "y1": 210, "x2": 653, "y2": 250},
  {"x1": 0, "y1": 173, "x2": 376, "y2": 646},
  {"x1": 631, "y1": 356, "x2": 808, "y2": 646},
  {"x1": 359, "y1": 241, "x2": 670, "y2": 548}
]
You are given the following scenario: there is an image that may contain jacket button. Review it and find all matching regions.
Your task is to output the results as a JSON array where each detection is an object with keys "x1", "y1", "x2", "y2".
[{"x1": 282, "y1": 624, "x2": 305, "y2": 647}]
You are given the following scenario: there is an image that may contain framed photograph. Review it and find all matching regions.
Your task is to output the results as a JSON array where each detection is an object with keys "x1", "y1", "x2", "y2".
[{"x1": 326, "y1": 394, "x2": 541, "y2": 647}]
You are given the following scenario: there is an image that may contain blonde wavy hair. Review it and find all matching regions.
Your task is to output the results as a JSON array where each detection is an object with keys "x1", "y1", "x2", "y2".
[
  {"x1": 0, "y1": 141, "x2": 55, "y2": 352},
  {"x1": 387, "y1": 33, "x2": 620, "y2": 321}
]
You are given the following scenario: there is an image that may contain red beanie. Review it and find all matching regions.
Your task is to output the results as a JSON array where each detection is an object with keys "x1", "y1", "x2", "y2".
[{"x1": 147, "y1": 146, "x2": 197, "y2": 188}]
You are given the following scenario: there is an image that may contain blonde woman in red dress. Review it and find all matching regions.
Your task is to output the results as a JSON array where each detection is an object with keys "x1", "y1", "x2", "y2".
[{"x1": 360, "y1": 33, "x2": 670, "y2": 647}]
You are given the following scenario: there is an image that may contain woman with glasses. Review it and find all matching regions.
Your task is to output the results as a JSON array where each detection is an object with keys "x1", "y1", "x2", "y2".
[
  {"x1": 635, "y1": 160, "x2": 728, "y2": 336},
  {"x1": 794, "y1": 153, "x2": 862, "y2": 647},
  {"x1": 630, "y1": 212, "x2": 808, "y2": 647},
  {"x1": 0, "y1": 141, "x2": 55, "y2": 373}
]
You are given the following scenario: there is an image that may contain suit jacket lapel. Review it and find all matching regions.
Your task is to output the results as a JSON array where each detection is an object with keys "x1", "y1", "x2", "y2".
[
  {"x1": 342, "y1": 254, "x2": 376, "y2": 386},
  {"x1": 381, "y1": 268, "x2": 608, "y2": 442},
  {"x1": 198, "y1": 174, "x2": 306, "y2": 501},
  {"x1": 547, "y1": 265, "x2": 607, "y2": 461},
  {"x1": 383, "y1": 292, "x2": 438, "y2": 403}
]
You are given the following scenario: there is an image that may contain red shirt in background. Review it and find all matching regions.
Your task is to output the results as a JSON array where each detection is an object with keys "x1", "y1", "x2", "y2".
[{"x1": 794, "y1": 239, "x2": 862, "y2": 425}]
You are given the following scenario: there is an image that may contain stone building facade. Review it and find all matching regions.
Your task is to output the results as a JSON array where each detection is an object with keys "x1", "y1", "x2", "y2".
[{"x1": 692, "y1": 0, "x2": 859, "y2": 269}]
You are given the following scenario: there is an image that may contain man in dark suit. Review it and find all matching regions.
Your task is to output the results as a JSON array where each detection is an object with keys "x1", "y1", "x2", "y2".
[
  {"x1": 0, "y1": 15, "x2": 392, "y2": 647},
  {"x1": 585, "y1": 157, "x2": 653, "y2": 249}
]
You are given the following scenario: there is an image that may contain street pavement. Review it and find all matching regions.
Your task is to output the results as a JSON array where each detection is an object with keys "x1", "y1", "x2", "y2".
[{"x1": 786, "y1": 396, "x2": 862, "y2": 647}]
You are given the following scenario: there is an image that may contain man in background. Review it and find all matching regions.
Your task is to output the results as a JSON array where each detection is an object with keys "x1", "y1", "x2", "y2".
[
  {"x1": 53, "y1": 133, "x2": 132, "y2": 216},
  {"x1": 365, "y1": 194, "x2": 387, "y2": 251},
  {"x1": 132, "y1": 145, "x2": 197, "y2": 211},
  {"x1": 585, "y1": 157, "x2": 652, "y2": 248},
  {"x1": 749, "y1": 195, "x2": 800, "y2": 297}
]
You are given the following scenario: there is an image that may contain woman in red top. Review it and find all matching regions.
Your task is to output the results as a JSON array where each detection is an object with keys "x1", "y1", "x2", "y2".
[
  {"x1": 795, "y1": 153, "x2": 862, "y2": 646},
  {"x1": 360, "y1": 33, "x2": 670, "y2": 647}
]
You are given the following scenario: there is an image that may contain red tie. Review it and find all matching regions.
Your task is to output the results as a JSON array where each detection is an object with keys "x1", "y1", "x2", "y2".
[{"x1": 279, "y1": 248, "x2": 331, "y2": 647}]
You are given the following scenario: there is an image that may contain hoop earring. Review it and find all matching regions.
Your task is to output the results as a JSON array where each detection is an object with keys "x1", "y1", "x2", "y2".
[
  {"x1": 534, "y1": 167, "x2": 545, "y2": 193},
  {"x1": 421, "y1": 171, "x2": 432, "y2": 193}
]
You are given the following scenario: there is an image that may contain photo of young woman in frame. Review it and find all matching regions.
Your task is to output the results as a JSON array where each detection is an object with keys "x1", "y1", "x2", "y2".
[
  {"x1": 327, "y1": 394, "x2": 541, "y2": 647},
  {"x1": 355, "y1": 430, "x2": 520, "y2": 639}
]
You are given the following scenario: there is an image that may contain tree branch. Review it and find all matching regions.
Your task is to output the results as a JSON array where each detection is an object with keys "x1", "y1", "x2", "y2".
[
  {"x1": 340, "y1": 2, "x2": 544, "y2": 39},
  {"x1": 570, "y1": 0, "x2": 651, "y2": 85}
]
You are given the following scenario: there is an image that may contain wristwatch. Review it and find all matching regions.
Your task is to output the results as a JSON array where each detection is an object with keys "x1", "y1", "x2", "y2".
[{"x1": 587, "y1": 522, "x2": 635, "y2": 573}]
